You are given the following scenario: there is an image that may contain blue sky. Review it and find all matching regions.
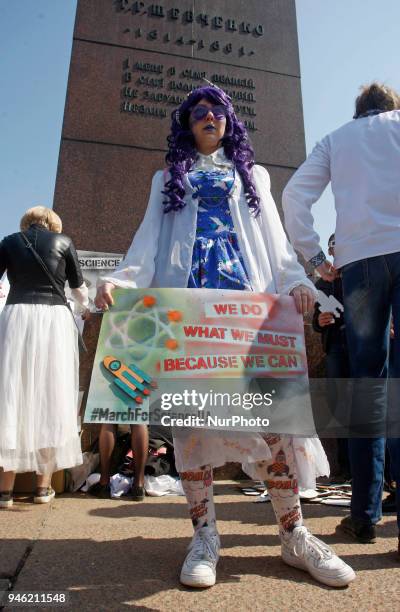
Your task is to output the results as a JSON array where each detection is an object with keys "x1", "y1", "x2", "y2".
[
  {"x1": 0, "y1": 1, "x2": 76, "y2": 237},
  {"x1": 297, "y1": 0, "x2": 400, "y2": 250},
  {"x1": 1, "y1": 1, "x2": 400, "y2": 254}
]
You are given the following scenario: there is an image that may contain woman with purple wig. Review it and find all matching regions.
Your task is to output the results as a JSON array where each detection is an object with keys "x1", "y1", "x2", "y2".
[{"x1": 96, "y1": 86, "x2": 355, "y2": 589}]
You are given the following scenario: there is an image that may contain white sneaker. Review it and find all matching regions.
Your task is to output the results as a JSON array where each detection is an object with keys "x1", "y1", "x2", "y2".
[
  {"x1": 180, "y1": 527, "x2": 220, "y2": 588},
  {"x1": 33, "y1": 487, "x2": 56, "y2": 504},
  {"x1": 0, "y1": 492, "x2": 13, "y2": 508},
  {"x1": 281, "y1": 526, "x2": 356, "y2": 587}
]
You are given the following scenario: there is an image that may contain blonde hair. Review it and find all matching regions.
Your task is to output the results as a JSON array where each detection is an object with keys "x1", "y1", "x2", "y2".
[
  {"x1": 354, "y1": 82, "x2": 400, "y2": 118},
  {"x1": 20, "y1": 206, "x2": 62, "y2": 233}
]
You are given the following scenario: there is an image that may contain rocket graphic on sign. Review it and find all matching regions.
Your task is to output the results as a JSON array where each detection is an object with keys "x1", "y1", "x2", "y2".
[{"x1": 103, "y1": 356, "x2": 157, "y2": 403}]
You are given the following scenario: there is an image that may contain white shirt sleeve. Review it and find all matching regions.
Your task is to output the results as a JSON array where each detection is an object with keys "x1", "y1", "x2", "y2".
[
  {"x1": 253, "y1": 164, "x2": 318, "y2": 296},
  {"x1": 70, "y1": 282, "x2": 89, "y2": 309},
  {"x1": 98, "y1": 170, "x2": 165, "y2": 289},
  {"x1": 282, "y1": 137, "x2": 331, "y2": 262}
]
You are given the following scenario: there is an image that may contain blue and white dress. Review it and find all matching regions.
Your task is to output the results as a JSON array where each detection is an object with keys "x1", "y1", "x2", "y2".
[{"x1": 187, "y1": 168, "x2": 252, "y2": 291}]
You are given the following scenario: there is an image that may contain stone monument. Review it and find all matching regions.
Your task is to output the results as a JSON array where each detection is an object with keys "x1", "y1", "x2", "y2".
[{"x1": 54, "y1": 0, "x2": 306, "y2": 250}]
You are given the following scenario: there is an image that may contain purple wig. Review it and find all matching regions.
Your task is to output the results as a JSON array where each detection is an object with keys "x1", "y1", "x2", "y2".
[{"x1": 163, "y1": 86, "x2": 260, "y2": 214}]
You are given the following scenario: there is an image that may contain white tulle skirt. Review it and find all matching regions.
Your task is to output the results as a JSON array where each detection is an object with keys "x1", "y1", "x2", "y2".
[
  {"x1": 0, "y1": 304, "x2": 83, "y2": 474},
  {"x1": 173, "y1": 430, "x2": 330, "y2": 490}
]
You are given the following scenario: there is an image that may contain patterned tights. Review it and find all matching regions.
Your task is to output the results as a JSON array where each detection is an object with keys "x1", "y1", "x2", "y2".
[{"x1": 180, "y1": 435, "x2": 302, "y2": 536}]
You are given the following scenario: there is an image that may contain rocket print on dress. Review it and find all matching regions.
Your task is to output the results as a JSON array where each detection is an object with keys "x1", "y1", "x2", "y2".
[
  {"x1": 180, "y1": 465, "x2": 216, "y2": 531},
  {"x1": 256, "y1": 435, "x2": 303, "y2": 534}
]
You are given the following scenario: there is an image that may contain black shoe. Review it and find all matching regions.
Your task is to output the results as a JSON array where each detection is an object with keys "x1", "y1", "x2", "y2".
[
  {"x1": 88, "y1": 482, "x2": 110, "y2": 499},
  {"x1": 337, "y1": 515, "x2": 376, "y2": 543},
  {"x1": 382, "y1": 492, "x2": 396, "y2": 513},
  {"x1": 131, "y1": 485, "x2": 145, "y2": 502},
  {"x1": 331, "y1": 473, "x2": 352, "y2": 484}
]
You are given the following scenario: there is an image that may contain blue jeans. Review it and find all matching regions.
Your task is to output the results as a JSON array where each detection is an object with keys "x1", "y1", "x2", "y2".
[{"x1": 341, "y1": 252, "x2": 400, "y2": 527}]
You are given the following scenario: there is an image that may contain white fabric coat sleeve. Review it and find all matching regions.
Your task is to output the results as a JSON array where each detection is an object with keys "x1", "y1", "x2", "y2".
[
  {"x1": 253, "y1": 164, "x2": 317, "y2": 297},
  {"x1": 70, "y1": 283, "x2": 89, "y2": 309},
  {"x1": 98, "y1": 170, "x2": 164, "y2": 289},
  {"x1": 282, "y1": 137, "x2": 331, "y2": 263}
]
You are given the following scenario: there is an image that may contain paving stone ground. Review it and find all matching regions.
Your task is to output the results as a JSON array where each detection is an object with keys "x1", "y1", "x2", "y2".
[{"x1": 0, "y1": 482, "x2": 399, "y2": 611}]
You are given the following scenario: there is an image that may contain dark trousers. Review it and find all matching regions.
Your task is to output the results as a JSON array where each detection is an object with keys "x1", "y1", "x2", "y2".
[
  {"x1": 342, "y1": 253, "x2": 400, "y2": 527},
  {"x1": 326, "y1": 344, "x2": 351, "y2": 475}
]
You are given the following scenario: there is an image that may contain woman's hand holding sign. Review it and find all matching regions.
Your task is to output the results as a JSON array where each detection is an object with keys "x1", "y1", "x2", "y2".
[
  {"x1": 95, "y1": 282, "x2": 115, "y2": 311},
  {"x1": 289, "y1": 284, "x2": 315, "y2": 315}
]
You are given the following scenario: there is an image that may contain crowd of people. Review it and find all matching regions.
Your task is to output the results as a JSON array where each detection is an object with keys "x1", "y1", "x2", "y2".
[{"x1": 0, "y1": 81, "x2": 399, "y2": 590}]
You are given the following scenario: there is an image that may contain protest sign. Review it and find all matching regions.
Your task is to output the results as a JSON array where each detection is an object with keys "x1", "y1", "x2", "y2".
[{"x1": 84, "y1": 288, "x2": 314, "y2": 432}]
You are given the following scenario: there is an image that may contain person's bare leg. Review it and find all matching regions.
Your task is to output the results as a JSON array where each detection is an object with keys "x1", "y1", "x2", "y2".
[
  {"x1": 0, "y1": 470, "x2": 16, "y2": 507},
  {"x1": 130, "y1": 425, "x2": 149, "y2": 487},
  {"x1": 36, "y1": 473, "x2": 52, "y2": 489},
  {"x1": 0, "y1": 469, "x2": 16, "y2": 492},
  {"x1": 34, "y1": 471, "x2": 56, "y2": 503},
  {"x1": 98, "y1": 424, "x2": 117, "y2": 485}
]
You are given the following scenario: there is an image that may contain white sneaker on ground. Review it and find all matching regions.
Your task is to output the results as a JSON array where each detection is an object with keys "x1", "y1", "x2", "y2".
[
  {"x1": 180, "y1": 526, "x2": 220, "y2": 588},
  {"x1": 0, "y1": 492, "x2": 13, "y2": 508},
  {"x1": 33, "y1": 487, "x2": 56, "y2": 504},
  {"x1": 281, "y1": 525, "x2": 356, "y2": 587}
]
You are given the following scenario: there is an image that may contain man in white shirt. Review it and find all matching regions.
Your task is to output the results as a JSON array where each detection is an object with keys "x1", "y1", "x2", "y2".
[{"x1": 282, "y1": 83, "x2": 400, "y2": 554}]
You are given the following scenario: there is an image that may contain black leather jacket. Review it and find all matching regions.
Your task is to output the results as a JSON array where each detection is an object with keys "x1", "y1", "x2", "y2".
[{"x1": 0, "y1": 224, "x2": 83, "y2": 306}]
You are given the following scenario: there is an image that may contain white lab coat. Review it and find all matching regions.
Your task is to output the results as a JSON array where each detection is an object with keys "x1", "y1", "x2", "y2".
[{"x1": 100, "y1": 148, "x2": 316, "y2": 296}]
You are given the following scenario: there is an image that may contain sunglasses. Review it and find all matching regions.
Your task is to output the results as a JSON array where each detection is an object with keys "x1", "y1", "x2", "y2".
[{"x1": 190, "y1": 104, "x2": 227, "y2": 122}]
